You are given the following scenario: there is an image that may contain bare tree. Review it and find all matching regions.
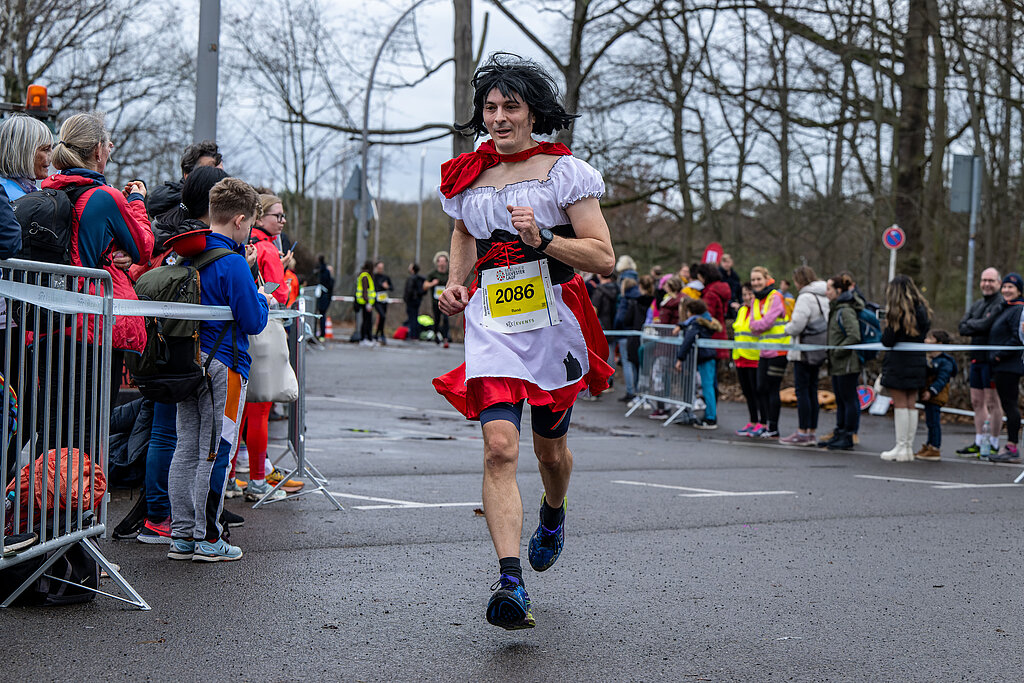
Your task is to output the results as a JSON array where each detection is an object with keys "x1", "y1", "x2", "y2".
[{"x1": 1, "y1": 0, "x2": 195, "y2": 185}]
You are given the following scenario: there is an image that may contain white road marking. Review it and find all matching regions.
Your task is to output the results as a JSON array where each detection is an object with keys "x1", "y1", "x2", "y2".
[
  {"x1": 328, "y1": 491, "x2": 481, "y2": 511},
  {"x1": 309, "y1": 395, "x2": 458, "y2": 418},
  {"x1": 613, "y1": 480, "x2": 794, "y2": 497},
  {"x1": 855, "y1": 474, "x2": 1021, "y2": 489},
  {"x1": 352, "y1": 502, "x2": 482, "y2": 511}
]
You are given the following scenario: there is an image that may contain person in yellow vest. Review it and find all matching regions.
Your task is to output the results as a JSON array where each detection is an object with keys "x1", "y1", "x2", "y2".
[
  {"x1": 748, "y1": 266, "x2": 790, "y2": 438},
  {"x1": 732, "y1": 283, "x2": 764, "y2": 436},
  {"x1": 355, "y1": 259, "x2": 377, "y2": 346}
]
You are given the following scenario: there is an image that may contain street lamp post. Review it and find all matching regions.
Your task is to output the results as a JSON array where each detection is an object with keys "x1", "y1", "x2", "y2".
[
  {"x1": 356, "y1": 0, "x2": 435, "y2": 276},
  {"x1": 194, "y1": 0, "x2": 220, "y2": 142}
]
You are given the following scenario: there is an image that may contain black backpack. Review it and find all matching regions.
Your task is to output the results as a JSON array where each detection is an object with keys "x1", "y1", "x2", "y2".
[
  {"x1": 127, "y1": 247, "x2": 237, "y2": 401},
  {"x1": 11, "y1": 185, "x2": 92, "y2": 264},
  {"x1": 126, "y1": 247, "x2": 237, "y2": 457},
  {"x1": 0, "y1": 525, "x2": 98, "y2": 606}
]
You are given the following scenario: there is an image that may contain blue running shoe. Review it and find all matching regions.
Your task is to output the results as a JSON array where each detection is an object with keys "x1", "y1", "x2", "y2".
[
  {"x1": 528, "y1": 494, "x2": 565, "y2": 572},
  {"x1": 486, "y1": 575, "x2": 535, "y2": 630},
  {"x1": 192, "y1": 538, "x2": 243, "y2": 562},
  {"x1": 167, "y1": 538, "x2": 195, "y2": 561}
]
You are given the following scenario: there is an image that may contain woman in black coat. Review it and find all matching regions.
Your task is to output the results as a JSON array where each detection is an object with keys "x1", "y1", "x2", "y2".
[
  {"x1": 987, "y1": 273, "x2": 1024, "y2": 463},
  {"x1": 880, "y1": 275, "x2": 931, "y2": 462}
]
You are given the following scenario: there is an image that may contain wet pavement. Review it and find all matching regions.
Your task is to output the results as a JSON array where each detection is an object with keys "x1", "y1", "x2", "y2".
[{"x1": 7, "y1": 339, "x2": 1024, "y2": 681}]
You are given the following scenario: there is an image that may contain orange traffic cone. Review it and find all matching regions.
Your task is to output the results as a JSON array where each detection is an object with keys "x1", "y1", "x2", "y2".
[{"x1": 324, "y1": 316, "x2": 334, "y2": 340}]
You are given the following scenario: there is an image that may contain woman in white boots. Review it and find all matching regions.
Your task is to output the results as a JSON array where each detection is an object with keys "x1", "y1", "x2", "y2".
[{"x1": 880, "y1": 275, "x2": 932, "y2": 462}]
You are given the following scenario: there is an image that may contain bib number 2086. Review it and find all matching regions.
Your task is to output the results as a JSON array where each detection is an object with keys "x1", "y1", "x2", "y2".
[{"x1": 493, "y1": 284, "x2": 535, "y2": 305}]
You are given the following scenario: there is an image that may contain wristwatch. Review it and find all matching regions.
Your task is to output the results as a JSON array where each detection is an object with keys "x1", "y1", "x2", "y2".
[{"x1": 537, "y1": 228, "x2": 554, "y2": 253}]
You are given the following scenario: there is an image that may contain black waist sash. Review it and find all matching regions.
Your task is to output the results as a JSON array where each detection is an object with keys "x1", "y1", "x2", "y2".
[{"x1": 475, "y1": 224, "x2": 576, "y2": 285}]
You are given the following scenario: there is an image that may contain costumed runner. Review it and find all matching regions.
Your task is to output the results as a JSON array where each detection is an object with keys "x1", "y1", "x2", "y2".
[{"x1": 433, "y1": 54, "x2": 615, "y2": 630}]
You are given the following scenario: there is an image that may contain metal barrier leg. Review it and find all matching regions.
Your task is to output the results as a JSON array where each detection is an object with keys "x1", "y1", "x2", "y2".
[
  {"x1": 1, "y1": 542, "x2": 72, "y2": 608},
  {"x1": 253, "y1": 300, "x2": 343, "y2": 510},
  {"x1": 623, "y1": 396, "x2": 646, "y2": 417},
  {"x1": 663, "y1": 405, "x2": 688, "y2": 427},
  {"x1": 79, "y1": 537, "x2": 151, "y2": 610}
]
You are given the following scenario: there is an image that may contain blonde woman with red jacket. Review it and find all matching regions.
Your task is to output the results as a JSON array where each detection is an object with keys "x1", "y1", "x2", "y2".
[{"x1": 39, "y1": 112, "x2": 153, "y2": 454}]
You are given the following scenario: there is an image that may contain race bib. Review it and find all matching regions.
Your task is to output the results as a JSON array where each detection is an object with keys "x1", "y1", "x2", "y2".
[
  {"x1": 433, "y1": 285, "x2": 445, "y2": 300},
  {"x1": 480, "y1": 260, "x2": 560, "y2": 334}
]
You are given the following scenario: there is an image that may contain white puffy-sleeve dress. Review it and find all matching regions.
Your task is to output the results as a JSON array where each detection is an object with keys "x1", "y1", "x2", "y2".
[{"x1": 432, "y1": 154, "x2": 614, "y2": 419}]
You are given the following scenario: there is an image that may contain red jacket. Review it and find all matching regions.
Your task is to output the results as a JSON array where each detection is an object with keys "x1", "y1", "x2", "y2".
[
  {"x1": 40, "y1": 170, "x2": 153, "y2": 352},
  {"x1": 250, "y1": 228, "x2": 289, "y2": 305},
  {"x1": 702, "y1": 280, "x2": 732, "y2": 359}
]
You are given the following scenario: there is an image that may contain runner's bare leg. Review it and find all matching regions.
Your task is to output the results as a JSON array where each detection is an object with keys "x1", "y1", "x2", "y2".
[
  {"x1": 533, "y1": 432, "x2": 572, "y2": 508},
  {"x1": 482, "y1": 419, "x2": 523, "y2": 558}
]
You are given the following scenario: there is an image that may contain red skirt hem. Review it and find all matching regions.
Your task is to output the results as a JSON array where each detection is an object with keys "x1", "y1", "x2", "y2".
[{"x1": 433, "y1": 275, "x2": 613, "y2": 420}]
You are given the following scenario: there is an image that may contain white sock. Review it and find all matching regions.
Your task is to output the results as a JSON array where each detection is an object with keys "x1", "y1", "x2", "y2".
[
  {"x1": 991, "y1": 435, "x2": 1000, "y2": 448},
  {"x1": 249, "y1": 478, "x2": 265, "y2": 486},
  {"x1": 975, "y1": 434, "x2": 985, "y2": 446},
  {"x1": 237, "y1": 444, "x2": 249, "y2": 467},
  {"x1": 265, "y1": 456, "x2": 274, "y2": 475}
]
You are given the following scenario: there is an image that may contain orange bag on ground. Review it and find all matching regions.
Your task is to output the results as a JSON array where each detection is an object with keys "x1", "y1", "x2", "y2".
[{"x1": 5, "y1": 448, "x2": 106, "y2": 532}]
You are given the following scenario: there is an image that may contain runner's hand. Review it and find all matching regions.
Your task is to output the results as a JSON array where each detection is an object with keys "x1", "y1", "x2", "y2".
[
  {"x1": 507, "y1": 204, "x2": 540, "y2": 248},
  {"x1": 439, "y1": 285, "x2": 470, "y2": 316}
]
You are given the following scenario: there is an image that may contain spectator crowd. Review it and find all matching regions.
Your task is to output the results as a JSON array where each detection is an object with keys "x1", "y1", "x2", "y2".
[
  {"x1": 585, "y1": 250, "x2": 1024, "y2": 466},
  {"x1": 0, "y1": 112, "x2": 327, "y2": 562}
]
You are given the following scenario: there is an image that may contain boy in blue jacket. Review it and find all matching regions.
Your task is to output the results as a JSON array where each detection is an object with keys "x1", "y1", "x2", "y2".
[
  {"x1": 674, "y1": 298, "x2": 722, "y2": 429},
  {"x1": 915, "y1": 329, "x2": 958, "y2": 462},
  {"x1": 167, "y1": 178, "x2": 271, "y2": 562}
]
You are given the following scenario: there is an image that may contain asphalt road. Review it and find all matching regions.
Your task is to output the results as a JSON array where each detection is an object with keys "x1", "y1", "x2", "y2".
[{"x1": 8, "y1": 339, "x2": 1024, "y2": 682}]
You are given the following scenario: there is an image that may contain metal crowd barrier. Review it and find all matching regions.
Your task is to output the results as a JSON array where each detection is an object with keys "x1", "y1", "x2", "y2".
[
  {"x1": 0, "y1": 258, "x2": 149, "y2": 609},
  {"x1": 626, "y1": 324, "x2": 698, "y2": 426},
  {"x1": 255, "y1": 296, "x2": 343, "y2": 510}
]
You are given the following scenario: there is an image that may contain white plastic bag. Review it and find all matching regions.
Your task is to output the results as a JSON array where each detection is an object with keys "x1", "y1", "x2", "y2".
[
  {"x1": 868, "y1": 394, "x2": 892, "y2": 416},
  {"x1": 246, "y1": 319, "x2": 298, "y2": 403}
]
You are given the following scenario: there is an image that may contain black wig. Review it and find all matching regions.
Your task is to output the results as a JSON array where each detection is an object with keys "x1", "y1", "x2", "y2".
[{"x1": 456, "y1": 53, "x2": 579, "y2": 138}]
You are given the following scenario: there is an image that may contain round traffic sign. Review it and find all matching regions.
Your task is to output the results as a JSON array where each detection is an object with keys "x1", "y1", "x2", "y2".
[
  {"x1": 857, "y1": 385, "x2": 875, "y2": 410},
  {"x1": 883, "y1": 225, "x2": 905, "y2": 250}
]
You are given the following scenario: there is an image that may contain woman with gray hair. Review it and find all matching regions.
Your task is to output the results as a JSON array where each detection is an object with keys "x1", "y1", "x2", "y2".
[{"x1": 0, "y1": 114, "x2": 53, "y2": 200}]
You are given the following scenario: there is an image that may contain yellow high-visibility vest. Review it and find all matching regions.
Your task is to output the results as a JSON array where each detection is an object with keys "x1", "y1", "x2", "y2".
[
  {"x1": 751, "y1": 289, "x2": 791, "y2": 346},
  {"x1": 732, "y1": 306, "x2": 760, "y2": 362},
  {"x1": 355, "y1": 272, "x2": 376, "y2": 306}
]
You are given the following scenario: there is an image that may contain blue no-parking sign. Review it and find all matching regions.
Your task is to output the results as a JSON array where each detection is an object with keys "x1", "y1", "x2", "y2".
[
  {"x1": 883, "y1": 226, "x2": 905, "y2": 250},
  {"x1": 857, "y1": 385, "x2": 875, "y2": 411}
]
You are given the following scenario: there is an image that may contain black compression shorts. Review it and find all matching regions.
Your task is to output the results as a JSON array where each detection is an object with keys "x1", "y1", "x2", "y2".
[{"x1": 478, "y1": 400, "x2": 573, "y2": 439}]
